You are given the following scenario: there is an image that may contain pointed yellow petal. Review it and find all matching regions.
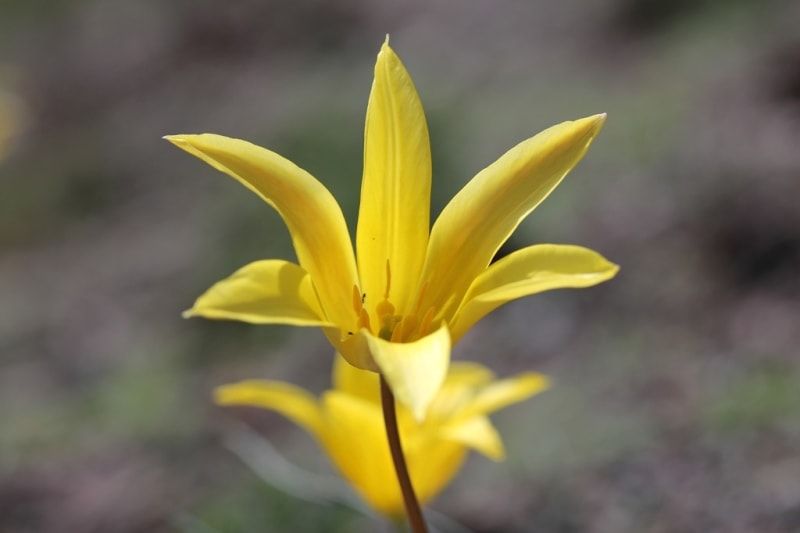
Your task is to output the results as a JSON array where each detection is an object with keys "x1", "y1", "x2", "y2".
[
  {"x1": 184, "y1": 260, "x2": 333, "y2": 327},
  {"x1": 323, "y1": 326, "x2": 381, "y2": 371},
  {"x1": 404, "y1": 435, "x2": 468, "y2": 510},
  {"x1": 458, "y1": 372, "x2": 551, "y2": 421},
  {"x1": 331, "y1": 352, "x2": 380, "y2": 402},
  {"x1": 438, "y1": 416, "x2": 505, "y2": 460},
  {"x1": 444, "y1": 362, "x2": 495, "y2": 387},
  {"x1": 419, "y1": 114, "x2": 607, "y2": 322},
  {"x1": 319, "y1": 391, "x2": 403, "y2": 515},
  {"x1": 424, "y1": 363, "x2": 495, "y2": 422},
  {"x1": 450, "y1": 244, "x2": 619, "y2": 341},
  {"x1": 356, "y1": 40, "x2": 431, "y2": 316},
  {"x1": 366, "y1": 324, "x2": 451, "y2": 422},
  {"x1": 321, "y1": 390, "x2": 468, "y2": 516},
  {"x1": 214, "y1": 380, "x2": 324, "y2": 438},
  {"x1": 165, "y1": 134, "x2": 358, "y2": 331}
]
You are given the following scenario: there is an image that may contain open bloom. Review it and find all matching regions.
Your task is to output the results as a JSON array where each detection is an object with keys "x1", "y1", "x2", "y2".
[
  {"x1": 167, "y1": 40, "x2": 617, "y2": 420},
  {"x1": 216, "y1": 355, "x2": 549, "y2": 517}
]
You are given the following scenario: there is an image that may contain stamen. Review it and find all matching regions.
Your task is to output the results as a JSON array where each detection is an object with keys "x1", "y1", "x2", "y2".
[
  {"x1": 390, "y1": 320, "x2": 404, "y2": 342},
  {"x1": 376, "y1": 299, "x2": 395, "y2": 320},
  {"x1": 412, "y1": 280, "x2": 429, "y2": 315},
  {"x1": 358, "y1": 308, "x2": 372, "y2": 331},
  {"x1": 384, "y1": 259, "x2": 392, "y2": 299},
  {"x1": 393, "y1": 315, "x2": 418, "y2": 343},
  {"x1": 417, "y1": 306, "x2": 436, "y2": 337},
  {"x1": 351, "y1": 284, "x2": 363, "y2": 314}
]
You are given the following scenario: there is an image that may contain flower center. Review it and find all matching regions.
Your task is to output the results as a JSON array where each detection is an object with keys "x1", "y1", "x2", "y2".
[{"x1": 351, "y1": 260, "x2": 435, "y2": 342}]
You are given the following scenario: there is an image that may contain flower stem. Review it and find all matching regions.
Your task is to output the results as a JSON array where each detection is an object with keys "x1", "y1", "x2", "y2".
[{"x1": 380, "y1": 375, "x2": 428, "y2": 533}]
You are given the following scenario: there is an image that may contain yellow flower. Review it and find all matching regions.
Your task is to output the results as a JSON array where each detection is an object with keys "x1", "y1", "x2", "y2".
[
  {"x1": 166, "y1": 39, "x2": 617, "y2": 420},
  {"x1": 0, "y1": 90, "x2": 19, "y2": 160},
  {"x1": 216, "y1": 356, "x2": 550, "y2": 517}
]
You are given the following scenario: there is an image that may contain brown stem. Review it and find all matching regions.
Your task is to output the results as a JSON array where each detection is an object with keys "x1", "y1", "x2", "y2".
[{"x1": 380, "y1": 375, "x2": 428, "y2": 533}]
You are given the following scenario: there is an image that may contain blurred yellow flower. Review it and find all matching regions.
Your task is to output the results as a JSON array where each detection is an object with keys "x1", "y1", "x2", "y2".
[
  {"x1": 216, "y1": 356, "x2": 550, "y2": 517},
  {"x1": 167, "y1": 39, "x2": 617, "y2": 420},
  {"x1": 0, "y1": 89, "x2": 19, "y2": 160}
]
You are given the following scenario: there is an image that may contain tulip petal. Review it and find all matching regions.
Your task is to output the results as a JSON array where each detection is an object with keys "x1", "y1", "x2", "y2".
[
  {"x1": 450, "y1": 244, "x2": 619, "y2": 340},
  {"x1": 419, "y1": 114, "x2": 606, "y2": 322},
  {"x1": 214, "y1": 380, "x2": 324, "y2": 438},
  {"x1": 438, "y1": 416, "x2": 505, "y2": 460},
  {"x1": 357, "y1": 39, "x2": 432, "y2": 317},
  {"x1": 184, "y1": 260, "x2": 333, "y2": 326},
  {"x1": 165, "y1": 134, "x2": 358, "y2": 332},
  {"x1": 366, "y1": 324, "x2": 451, "y2": 422},
  {"x1": 424, "y1": 363, "x2": 495, "y2": 422},
  {"x1": 458, "y1": 372, "x2": 551, "y2": 421},
  {"x1": 324, "y1": 327, "x2": 382, "y2": 372},
  {"x1": 331, "y1": 353, "x2": 380, "y2": 402},
  {"x1": 404, "y1": 433, "x2": 468, "y2": 511},
  {"x1": 320, "y1": 391, "x2": 402, "y2": 515},
  {"x1": 444, "y1": 362, "x2": 495, "y2": 387},
  {"x1": 321, "y1": 390, "x2": 468, "y2": 516}
]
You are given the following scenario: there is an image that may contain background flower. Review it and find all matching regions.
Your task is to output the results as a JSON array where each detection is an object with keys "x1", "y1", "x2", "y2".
[{"x1": 215, "y1": 356, "x2": 549, "y2": 517}]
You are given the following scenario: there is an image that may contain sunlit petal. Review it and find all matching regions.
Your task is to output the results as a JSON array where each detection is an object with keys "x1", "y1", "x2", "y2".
[
  {"x1": 450, "y1": 244, "x2": 619, "y2": 340},
  {"x1": 324, "y1": 327, "x2": 382, "y2": 372},
  {"x1": 215, "y1": 380, "x2": 324, "y2": 438},
  {"x1": 425, "y1": 363, "x2": 495, "y2": 422},
  {"x1": 165, "y1": 134, "x2": 358, "y2": 331},
  {"x1": 184, "y1": 260, "x2": 333, "y2": 327},
  {"x1": 357, "y1": 39, "x2": 432, "y2": 317},
  {"x1": 332, "y1": 353, "x2": 380, "y2": 402},
  {"x1": 438, "y1": 416, "x2": 505, "y2": 460},
  {"x1": 419, "y1": 114, "x2": 606, "y2": 322},
  {"x1": 404, "y1": 435, "x2": 468, "y2": 510},
  {"x1": 366, "y1": 324, "x2": 451, "y2": 422},
  {"x1": 322, "y1": 390, "x2": 468, "y2": 516},
  {"x1": 458, "y1": 372, "x2": 551, "y2": 421},
  {"x1": 319, "y1": 391, "x2": 402, "y2": 516},
  {"x1": 443, "y1": 362, "x2": 495, "y2": 387}
]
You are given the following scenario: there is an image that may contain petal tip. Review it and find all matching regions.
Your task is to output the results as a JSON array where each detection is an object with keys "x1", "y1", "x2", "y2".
[
  {"x1": 212, "y1": 385, "x2": 233, "y2": 405},
  {"x1": 378, "y1": 35, "x2": 396, "y2": 60},
  {"x1": 586, "y1": 113, "x2": 607, "y2": 133},
  {"x1": 537, "y1": 374, "x2": 553, "y2": 392},
  {"x1": 163, "y1": 134, "x2": 190, "y2": 147},
  {"x1": 487, "y1": 444, "x2": 507, "y2": 462},
  {"x1": 600, "y1": 260, "x2": 621, "y2": 280},
  {"x1": 515, "y1": 372, "x2": 553, "y2": 397},
  {"x1": 368, "y1": 326, "x2": 452, "y2": 422}
]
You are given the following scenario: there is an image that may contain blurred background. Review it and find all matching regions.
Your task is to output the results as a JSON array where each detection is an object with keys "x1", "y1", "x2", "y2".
[{"x1": 1, "y1": 0, "x2": 800, "y2": 531}]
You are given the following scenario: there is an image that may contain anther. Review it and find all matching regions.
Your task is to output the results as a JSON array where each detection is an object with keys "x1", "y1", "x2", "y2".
[
  {"x1": 391, "y1": 315, "x2": 417, "y2": 343},
  {"x1": 384, "y1": 259, "x2": 392, "y2": 299},
  {"x1": 397, "y1": 315, "x2": 418, "y2": 341},
  {"x1": 358, "y1": 308, "x2": 372, "y2": 331},
  {"x1": 390, "y1": 321, "x2": 403, "y2": 342},
  {"x1": 351, "y1": 284, "x2": 363, "y2": 314},
  {"x1": 412, "y1": 280, "x2": 430, "y2": 315},
  {"x1": 417, "y1": 306, "x2": 436, "y2": 337}
]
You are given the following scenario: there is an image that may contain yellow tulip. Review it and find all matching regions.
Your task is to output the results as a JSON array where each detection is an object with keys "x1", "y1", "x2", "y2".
[
  {"x1": 216, "y1": 356, "x2": 550, "y2": 517},
  {"x1": 0, "y1": 90, "x2": 18, "y2": 160},
  {"x1": 167, "y1": 38, "x2": 617, "y2": 420}
]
